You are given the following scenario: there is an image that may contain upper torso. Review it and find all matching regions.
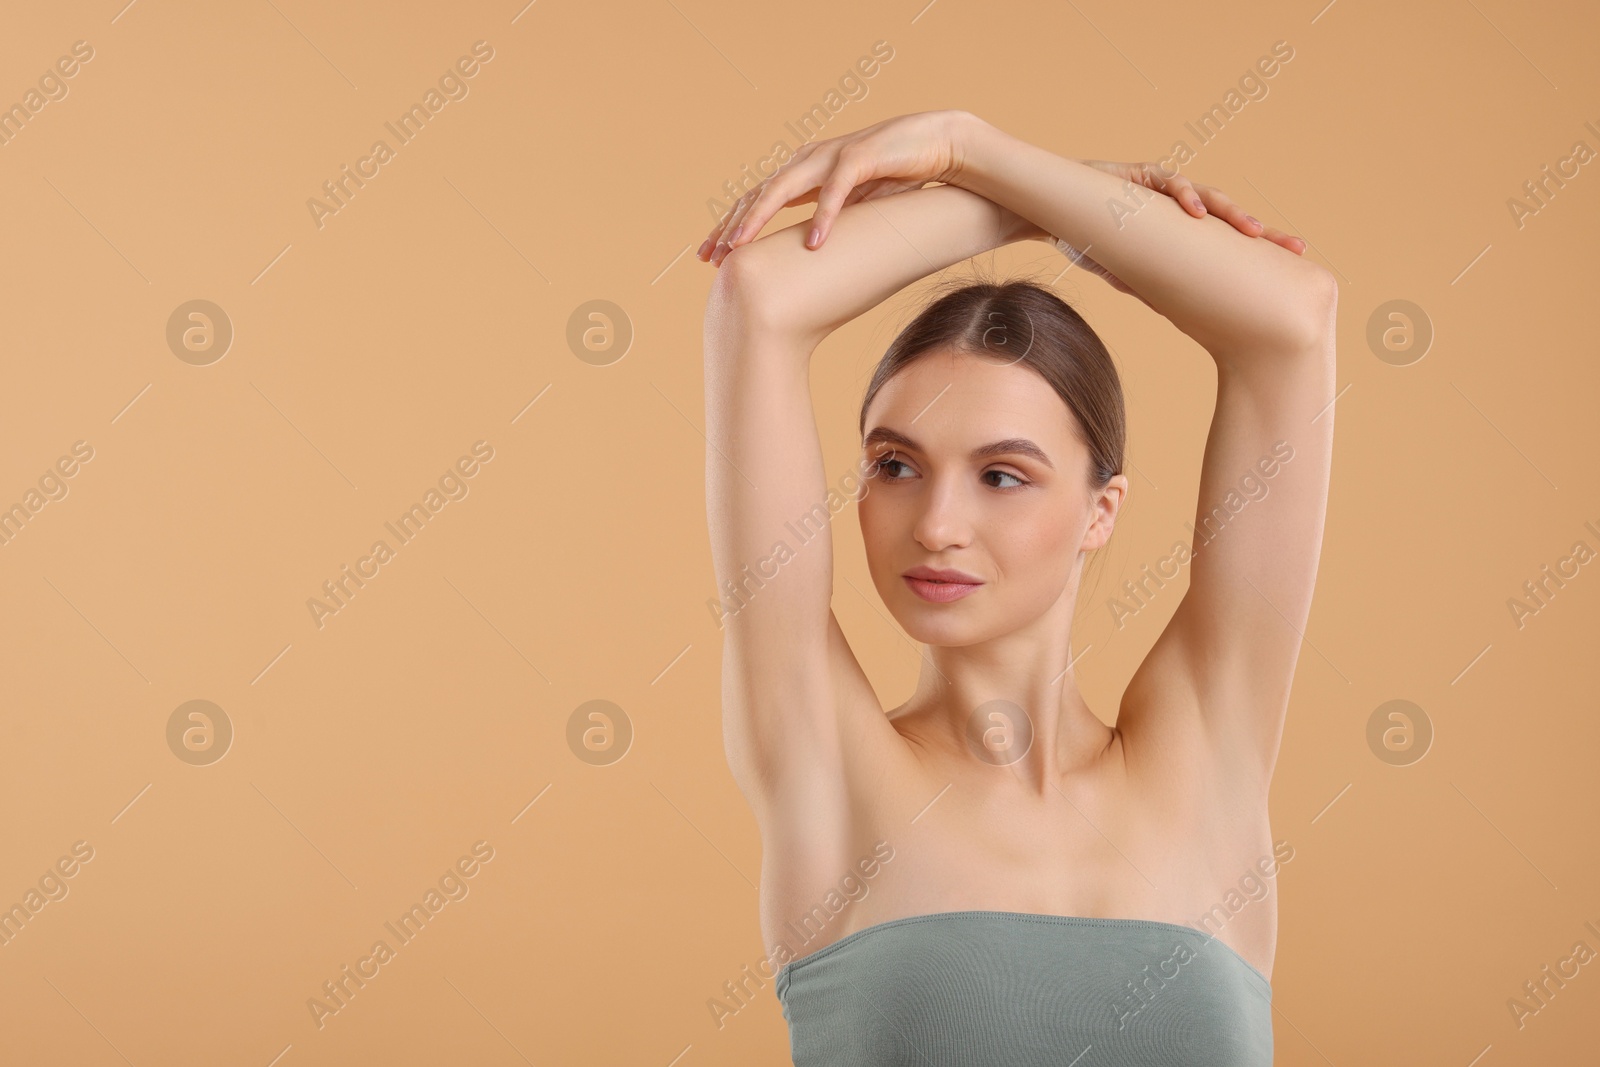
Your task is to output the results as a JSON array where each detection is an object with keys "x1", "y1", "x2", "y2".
[{"x1": 751, "y1": 628, "x2": 1282, "y2": 986}]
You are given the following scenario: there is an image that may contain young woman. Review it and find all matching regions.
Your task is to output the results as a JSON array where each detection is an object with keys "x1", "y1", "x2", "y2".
[{"x1": 698, "y1": 109, "x2": 1335, "y2": 1065}]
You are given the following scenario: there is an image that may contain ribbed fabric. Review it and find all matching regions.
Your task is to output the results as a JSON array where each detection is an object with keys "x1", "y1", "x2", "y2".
[{"x1": 775, "y1": 910, "x2": 1273, "y2": 1066}]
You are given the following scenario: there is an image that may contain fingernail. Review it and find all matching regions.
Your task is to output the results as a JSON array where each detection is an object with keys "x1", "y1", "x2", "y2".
[
  {"x1": 1192, "y1": 198, "x2": 1206, "y2": 214},
  {"x1": 806, "y1": 225, "x2": 820, "y2": 249},
  {"x1": 697, "y1": 238, "x2": 712, "y2": 258},
  {"x1": 729, "y1": 224, "x2": 743, "y2": 245},
  {"x1": 1246, "y1": 215, "x2": 1261, "y2": 227}
]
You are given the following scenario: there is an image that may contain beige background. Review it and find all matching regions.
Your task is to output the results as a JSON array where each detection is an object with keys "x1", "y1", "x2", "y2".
[{"x1": 1, "y1": 0, "x2": 1596, "y2": 1063}]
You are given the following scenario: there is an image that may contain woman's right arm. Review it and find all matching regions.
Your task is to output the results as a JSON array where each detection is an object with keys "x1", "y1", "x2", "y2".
[{"x1": 704, "y1": 182, "x2": 1023, "y2": 800}]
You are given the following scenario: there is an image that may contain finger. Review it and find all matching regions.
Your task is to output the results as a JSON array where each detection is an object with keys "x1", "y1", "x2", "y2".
[
  {"x1": 1153, "y1": 168, "x2": 1206, "y2": 217},
  {"x1": 718, "y1": 148, "x2": 837, "y2": 262},
  {"x1": 808, "y1": 149, "x2": 869, "y2": 249},
  {"x1": 702, "y1": 186, "x2": 759, "y2": 260},
  {"x1": 1192, "y1": 185, "x2": 1260, "y2": 237},
  {"x1": 1260, "y1": 225, "x2": 1307, "y2": 254}
]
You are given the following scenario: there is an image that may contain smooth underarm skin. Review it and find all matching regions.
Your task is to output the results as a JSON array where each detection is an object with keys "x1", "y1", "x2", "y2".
[{"x1": 776, "y1": 912, "x2": 1273, "y2": 1067}]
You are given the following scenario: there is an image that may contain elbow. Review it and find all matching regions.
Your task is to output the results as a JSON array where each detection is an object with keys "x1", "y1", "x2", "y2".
[
  {"x1": 705, "y1": 243, "x2": 790, "y2": 340},
  {"x1": 1287, "y1": 261, "x2": 1338, "y2": 356}
]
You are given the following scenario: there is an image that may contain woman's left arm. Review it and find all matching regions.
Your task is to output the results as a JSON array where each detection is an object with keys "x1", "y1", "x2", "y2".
[{"x1": 952, "y1": 113, "x2": 1337, "y2": 785}]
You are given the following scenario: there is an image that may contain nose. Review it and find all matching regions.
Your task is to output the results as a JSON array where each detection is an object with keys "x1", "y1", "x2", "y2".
[{"x1": 911, "y1": 473, "x2": 973, "y2": 552}]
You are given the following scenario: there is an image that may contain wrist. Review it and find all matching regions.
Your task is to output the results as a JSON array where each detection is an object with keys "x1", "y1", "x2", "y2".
[{"x1": 948, "y1": 110, "x2": 1006, "y2": 198}]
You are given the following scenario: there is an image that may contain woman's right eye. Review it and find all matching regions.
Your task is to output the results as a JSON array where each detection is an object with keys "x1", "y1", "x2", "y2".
[{"x1": 871, "y1": 457, "x2": 912, "y2": 480}]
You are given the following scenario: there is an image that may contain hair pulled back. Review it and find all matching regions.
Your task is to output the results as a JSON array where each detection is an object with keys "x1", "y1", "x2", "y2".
[{"x1": 859, "y1": 280, "x2": 1125, "y2": 489}]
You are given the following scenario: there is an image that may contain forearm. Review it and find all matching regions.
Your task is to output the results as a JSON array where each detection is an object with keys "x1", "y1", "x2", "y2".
[
  {"x1": 956, "y1": 114, "x2": 1334, "y2": 363},
  {"x1": 710, "y1": 182, "x2": 1021, "y2": 353}
]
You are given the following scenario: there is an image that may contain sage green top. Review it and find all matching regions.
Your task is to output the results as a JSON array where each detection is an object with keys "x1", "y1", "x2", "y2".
[{"x1": 775, "y1": 910, "x2": 1273, "y2": 1066}]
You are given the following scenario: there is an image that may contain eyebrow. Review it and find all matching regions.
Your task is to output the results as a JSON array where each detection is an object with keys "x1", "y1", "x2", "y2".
[{"x1": 862, "y1": 426, "x2": 1055, "y2": 470}]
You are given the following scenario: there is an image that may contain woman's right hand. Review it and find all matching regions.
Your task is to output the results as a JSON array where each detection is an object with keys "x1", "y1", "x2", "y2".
[{"x1": 699, "y1": 109, "x2": 976, "y2": 266}]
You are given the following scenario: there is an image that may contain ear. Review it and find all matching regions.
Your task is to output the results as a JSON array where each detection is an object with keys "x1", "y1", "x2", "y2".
[{"x1": 1081, "y1": 474, "x2": 1129, "y2": 552}]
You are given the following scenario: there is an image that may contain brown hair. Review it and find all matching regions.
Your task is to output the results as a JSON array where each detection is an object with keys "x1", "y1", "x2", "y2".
[{"x1": 858, "y1": 280, "x2": 1126, "y2": 490}]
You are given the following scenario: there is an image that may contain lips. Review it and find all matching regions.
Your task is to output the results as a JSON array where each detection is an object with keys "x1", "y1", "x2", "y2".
[{"x1": 902, "y1": 566, "x2": 984, "y2": 603}]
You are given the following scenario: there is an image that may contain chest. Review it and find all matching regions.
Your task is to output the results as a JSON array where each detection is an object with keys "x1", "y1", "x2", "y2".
[{"x1": 759, "y1": 736, "x2": 1283, "y2": 979}]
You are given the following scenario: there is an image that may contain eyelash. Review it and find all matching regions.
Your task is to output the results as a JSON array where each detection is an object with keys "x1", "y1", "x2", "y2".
[{"x1": 870, "y1": 457, "x2": 1032, "y2": 491}]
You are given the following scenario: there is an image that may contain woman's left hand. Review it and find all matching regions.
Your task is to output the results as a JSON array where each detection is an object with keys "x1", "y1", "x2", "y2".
[{"x1": 1077, "y1": 159, "x2": 1307, "y2": 255}]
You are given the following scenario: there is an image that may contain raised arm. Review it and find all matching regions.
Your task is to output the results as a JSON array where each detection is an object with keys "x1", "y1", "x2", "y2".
[
  {"x1": 717, "y1": 110, "x2": 1338, "y2": 787},
  {"x1": 703, "y1": 181, "x2": 1025, "y2": 803}
]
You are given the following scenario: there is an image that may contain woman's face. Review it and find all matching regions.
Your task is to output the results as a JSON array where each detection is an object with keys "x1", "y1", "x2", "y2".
[{"x1": 857, "y1": 348, "x2": 1125, "y2": 647}]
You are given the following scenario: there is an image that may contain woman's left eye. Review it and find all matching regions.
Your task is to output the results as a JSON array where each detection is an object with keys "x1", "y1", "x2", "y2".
[{"x1": 985, "y1": 469, "x2": 1027, "y2": 489}]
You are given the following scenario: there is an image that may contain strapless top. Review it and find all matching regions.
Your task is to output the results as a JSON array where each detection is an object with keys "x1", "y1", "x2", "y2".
[{"x1": 774, "y1": 910, "x2": 1273, "y2": 1066}]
